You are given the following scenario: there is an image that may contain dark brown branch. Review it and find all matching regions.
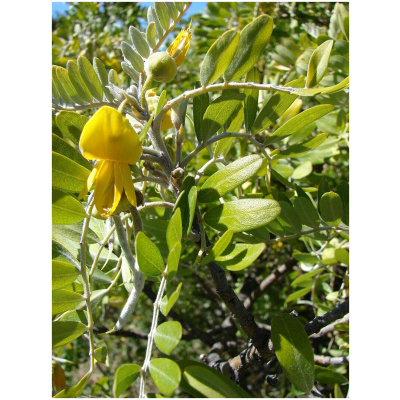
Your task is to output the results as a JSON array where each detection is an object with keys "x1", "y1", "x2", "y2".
[{"x1": 304, "y1": 299, "x2": 349, "y2": 336}]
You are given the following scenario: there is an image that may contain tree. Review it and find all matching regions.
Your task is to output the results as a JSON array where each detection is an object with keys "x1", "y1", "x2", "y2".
[{"x1": 52, "y1": 2, "x2": 349, "y2": 397}]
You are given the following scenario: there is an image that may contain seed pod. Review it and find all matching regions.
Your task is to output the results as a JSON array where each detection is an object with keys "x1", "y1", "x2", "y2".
[{"x1": 144, "y1": 51, "x2": 177, "y2": 83}]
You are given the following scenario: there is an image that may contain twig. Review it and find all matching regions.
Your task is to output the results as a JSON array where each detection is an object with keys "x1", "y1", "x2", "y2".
[{"x1": 314, "y1": 355, "x2": 349, "y2": 366}]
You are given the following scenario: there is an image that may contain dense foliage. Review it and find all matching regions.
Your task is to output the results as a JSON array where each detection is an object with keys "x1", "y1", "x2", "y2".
[{"x1": 52, "y1": 2, "x2": 349, "y2": 398}]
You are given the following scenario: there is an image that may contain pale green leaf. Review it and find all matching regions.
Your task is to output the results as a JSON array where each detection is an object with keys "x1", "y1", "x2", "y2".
[
  {"x1": 52, "y1": 289, "x2": 83, "y2": 315},
  {"x1": 66, "y1": 60, "x2": 93, "y2": 103},
  {"x1": 224, "y1": 14, "x2": 273, "y2": 81},
  {"x1": 136, "y1": 231, "x2": 164, "y2": 276},
  {"x1": 55, "y1": 111, "x2": 89, "y2": 145},
  {"x1": 129, "y1": 26, "x2": 150, "y2": 58},
  {"x1": 52, "y1": 321, "x2": 87, "y2": 349},
  {"x1": 160, "y1": 282, "x2": 182, "y2": 316},
  {"x1": 198, "y1": 154, "x2": 264, "y2": 202},
  {"x1": 77, "y1": 56, "x2": 103, "y2": 101},
  {"x1": 113, "y1": 364, "x2": 141, "y2": 398},
  {"x1": 149, "y1": 358, "x2": 181, "y2": 397},
  {"x1": 52, "y1": 259, "x2": 79, "y2": 290},
  {"x1": 204, "y1": 199, "x2": 281, "y2": 233},
  {"x1": 200, "y1": 29, "x2": 240, "y2": 86},
  {"x1": 166, "y1": 208, "x2": 182, "y2": 251},
  {"x1": 155, "y1": 2, "x2": 171, "y2": 30},
  {"x1": 215, "y1": 242, "x2": 265, "y2": 271},
  {"x1": 306, "y1": 40, "x2": 334, "y2": 88},
  {"x1": 154, "y1": 321, "x2": 182, "y2": 355},
  {"x1": 276, "y1": 133, "x2": 329, "y2": 159},
  {"x1": 121, "y1": 41, "x2": 144, "y2": 72},
  {"x1": 52, "y1": 189, "x2": 87, "y2": 225},
  {"x1": 264, "y1": 104, "x2": 334, "y2": 146}
]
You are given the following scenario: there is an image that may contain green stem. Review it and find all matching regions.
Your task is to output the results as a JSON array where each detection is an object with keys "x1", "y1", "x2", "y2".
[{"x1": 79, "y1": 200, "x2": 96, "y2": 373}]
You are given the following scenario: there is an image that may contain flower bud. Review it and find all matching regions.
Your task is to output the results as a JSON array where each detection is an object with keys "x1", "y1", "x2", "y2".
[{"x1": 144, "y1": 52, "x2": 177, "y2": 83}]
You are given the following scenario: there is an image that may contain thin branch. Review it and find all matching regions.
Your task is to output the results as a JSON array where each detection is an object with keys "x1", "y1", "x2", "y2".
[{"x1": 314, "y1": 355, "x2": 349, "y2": 366}]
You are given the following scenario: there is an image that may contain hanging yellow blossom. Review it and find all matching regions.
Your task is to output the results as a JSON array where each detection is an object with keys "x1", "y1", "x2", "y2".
[
  {"x1": 146, "y1": 89, "x2": 173, "y2": 131},
  {"x1": 78, "y1": 106, "x2": 142, "y2": 219},
  {"x1": 167, "y1": 23, "x2": 192, "y2": 67}
]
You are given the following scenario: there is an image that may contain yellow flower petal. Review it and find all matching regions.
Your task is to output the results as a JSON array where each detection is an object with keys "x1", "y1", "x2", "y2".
[
  {"x1": 79, "y1": 106, "x2": 142, "y2": 165},
  {"x1": 167, "y1": 26, "x2": 192, "y2": 67},
  {"x1": 110, "y1": 162, "x2": 124, "y2": 216},
  {"x1": 119, "y1": 163, "x2": 137, "y2": 207},
  {"x1": 93, "y1": 160, "x2": 115, "y2": 218},
  {"x1": 78, "y1": 161, "x2": 101, "y2": 200}
]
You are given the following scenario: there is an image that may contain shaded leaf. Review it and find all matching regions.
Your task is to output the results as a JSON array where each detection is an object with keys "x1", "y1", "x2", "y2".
[
  {"x1": 315, "y1": 365, "x2": 348, "y2": 385},
  {"x1": 167, "y1": 242, "x2": 181, "y2": 282},
  {"x1": 337, "y1": 181, "x2": 349, "y2": 226},
  {"x1": 178, "y1": 360, "x2": 250, "y2": 398},
  {"x1": 166, "y1": 208, "x2": 182, "y2": 251},
  {"x1": 277, "y1": 201, "x2": 302, "y2": 233},
  {"x1": 202, "y1": 92, "x2": 245, "y2": 141},
  {"x1": 251, "y1": 78, "x2": 305, "y2": 134},
  {"x1": 319, "y1": 191, "x2": 343, "y2": 226},
  {"x1": 293, "y1": 196, "x2": 320, "y2": 229},
  {"x1": 200, "y1": 229, "x2": 234, "y2": 266},
  {"x1": 244, "y1": 67, "x2": 260, "y2": 132},
  {"x1": 271, "y1": 314, "x2": 315, "y2": 393},
  {"x1": 193, "y1": 81, "x2": 210, "y2": 142}
]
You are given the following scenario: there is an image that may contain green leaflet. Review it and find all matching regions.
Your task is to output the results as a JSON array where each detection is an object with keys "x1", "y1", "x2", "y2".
[
  {"x1": 198, "y1": 154, "x2": 264, "y2": 202},
  {"x1": 136, "y1": 231, "x2": 164, "y2": 276},
  {"x1": 93, "y1": 57, "x2": 114, "y2": 102},
  {"x1": 204, "y1": 199, "x2": 281, "y2": 233},
  {"x1": 53, "y1": 370, "x2": 91, "y2": 398},
  {"x1": 77, "y1": 56, "x2": 103, "y2": 102},
  {"x1": 264, "y1": 104, "x2": 334, "y2": 146},
  {"x1": 315, "y1": 365, "x2": 349, "y2": 385},
  {"x1": 52, "y1": 289, "x2": 83, "y2": 315},
  {"x1": 146, "y1": 22, "x2": 156, "y2": 48},
  {"x1": 55, "y1": 111, "x2": 88, "y2": 145},
  {"x1": 167, "y1": 242, "x2": 181, "y2": 282},
  {"x1": 52, "y1": 151, "x2": 90, "y2": 193},
  {"x1": 271, "y1": 314, "x2": 315, "y2": 394},
  {"x1": 113, "y1": 364, "x2": 141, "y2": 398},
  {"x1": 178, "y1": 360, "x2": 250, "y2": 398},
  {"x1": 293, "y1": 196, "x2": 320, "y2": 229},
  {"x1": 149, "y1": 358, "x2": 181, "y2": 397},
  {"x1": 200, "y1": 229, "x2": 234, "y2": 266},
  {"x1": 277, "y1": 201, "x2": 302, "y2": 234},
  {"x1": 215, "y1": 242, "x2": 266, "y2": 271},
  {"x1": 160, "y1": 282, "x2": 182, "y2": 316},
  {"x1": 276, "y1": 132, "x2": 329, "y2": 159},
  {"x1": 52, "y1": 133, "x2": 92, "y2": 169},
  {"x1": 251, "y1": 78, "x2": 305, "y2": 134},
  {"x1": 52, "y1": 65, "x2": 73, "y2": 105},
  {"x1": 319, "y1": 191, "x2": 343, "y2": 226},
  {"x1": 56, "y1": 66, "x2": 85, "y2": 105},
  {"x1": 121, "y1": 61, "x2": 140, "y2": 84},
  {"x1": 200, "y1": 29, "x2": 240, "y2": 86},
  {"x1": 166, "y1": 208, "x2": 182, "y2": 251},
  {"x1": 52, "y1": 320, "x2": 87, "y2": 349},
  {"x1": 224, "y1": 14, "x2": 273, "y2": 81},
  {"x1": 293, "y1": 76, "x2": 349, "y2": 96},
  {"x1": 193, "y1": 81, "x2": 210, "y2": 142},
  {"x1": 147, "y1": 6, "x2": 163, "y2": 38},
  {"x1": 52, "y1": 259, "x2": 79, "y2": 290},
  {"x1": 244, "y1": 67, "x2": 260, "y2": 132},
  {"x1": 121, "y1": 41, "x2": 144, "y2": 72},
  {"x1": 337, "y1": 181, "x2": 349, "y2": 226},
  {"x1": 52, "y1": 189, "x2": 87, "y2": 225},
  {"x1": 201, "y1": 91, "x2": 245, "y2": 141},
  {"x1": 306, "y1": 40, "x2": 334, "y2": 88},
  {"x1": 155, "y1": 2, "x2": 171, "y2": 31},
  {"x1": 66, "y1": 60, "x2": 93, "y2": 103},
  {"x1": 129, "y1": 26, "x2": 150, "y2": 58},
  {"x1": 154, "y1": 321, "x2": 182, "y2": 355}
]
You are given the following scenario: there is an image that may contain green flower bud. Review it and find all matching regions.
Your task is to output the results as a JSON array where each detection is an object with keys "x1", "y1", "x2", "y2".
[{"x1": 144, "y1": 52, "x2": 177, "y2": 83}]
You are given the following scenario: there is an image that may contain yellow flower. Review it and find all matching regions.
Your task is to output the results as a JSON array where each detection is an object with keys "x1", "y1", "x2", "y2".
[
  {"x1": 78, "y1": 106, "x2": 142, "y2": 219},
  {"x1": 167, "y1": 23, "x2": 192, "y2": 67},
  {"x1": 146, "y1": 89, "x2": 173, "y2": 131}
]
